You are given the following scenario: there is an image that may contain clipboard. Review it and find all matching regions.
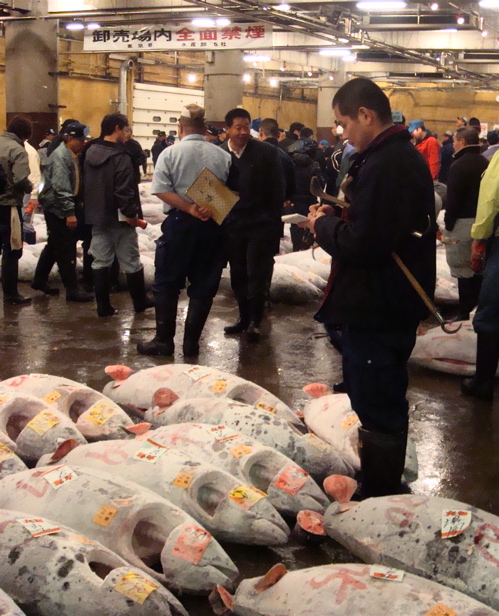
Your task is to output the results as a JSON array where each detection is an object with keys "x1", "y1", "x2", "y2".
[{"x1": 185, "y1": 167, "x2": 239, "y2": 225}]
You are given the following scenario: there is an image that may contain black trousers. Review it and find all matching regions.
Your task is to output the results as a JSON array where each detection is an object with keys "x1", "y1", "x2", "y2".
[
  {"x1": 34, "y1": 210, "x2": 78, "y2": 291},
  {"x1": 226, "y1": 225, "x2": 277, "y2": 325},
  {"x1": 0, "y1": 205, "x2": 22, "y2": 258},
  {"x1": 342, "y1": 324, "x2": 418, "y2": 434}
]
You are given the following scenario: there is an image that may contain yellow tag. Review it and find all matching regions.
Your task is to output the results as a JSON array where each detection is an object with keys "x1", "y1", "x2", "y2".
[
  {"x1": 92, "y1": 504, "x2": 118, "y2": 527},
  {"x1": 230, "y1": 444, "x2": 253, "y2": 458},
  {"x1": 44, "y1": 390, "x2": 62, "y2": 405},
  {"x1": 255, "y1": 402, "x2": 276, "y2": 414},
  {"x1": 210, "y1": 379, "x2": 228, "y2": 394},
  {"x1": 228, "y1": 485, "x2": 266, "y2": 510},
  {"x1": 0, "y1": 443, "x2": 14, "y2": 462},
  {"x1": 26, "y1": 410, "x2": 61, "y2": 435},
  {"x1": 425, "y1": 604, "x2": 457, "y2": 616},
  {"x1": 0, "y1": 396, "x2": 10, "y2": 406},
  {"x1": 341, "y1": 414, "x2": 359, "y2": 430},
  {"x1": 87, "y1": 400, "x2": 115, "y2": 425},
  {"x1": 114, "y1": 572, "x2": 159, "y2": 605},
  {"x1": 173, "y1": 472, "x2": 193, "y2": 489}
]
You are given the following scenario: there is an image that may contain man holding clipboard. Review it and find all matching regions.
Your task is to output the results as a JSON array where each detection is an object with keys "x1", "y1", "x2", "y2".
[{"x1": 137, "y1": 104, "x2": 234, "y2": 357}]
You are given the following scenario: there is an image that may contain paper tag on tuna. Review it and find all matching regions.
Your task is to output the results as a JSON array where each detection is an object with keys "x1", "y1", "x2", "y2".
[
  {"x1": 93, "y1": 504, "x2": 118, "y2": 527},
  {"x1": 230, "y1": 444, "x2": 253, "y2": 458},
  {"x1": 184, "y1": 366, "x2": 212, "y2": 382},
  {"x1": 370, "y1": 565, "x2": 405, "y2": 582},
  {"x1": 172, "y1": 525, "x2": 211, "y2": 564},
  {"x1": 0, "y1": 443, "x2": 14, "y2": 462},
  {"x1": 229, "y1": 485, "x2": 266, "y2": 510},
  {"x1": 273, "y1": 464, "x2": 309, "y2": 495},
  {"x1": 44, "y1": 390, "x2": 62, "y2": 405},
  {"x1": 425, "y1": 603, "x2": 457, "y2": 616},
  {"x1": 208, "y1": 425, "x2": 240, "y2": 442},
  {"x1": 18, "y1": 517, "x2": 60, "y2": 537},
  {"x1": 210, "y1": 379, "x2": 227, "y2": 394},
  {"x1": 133, "y1": 440, "x2": 169, "y2": 463},
  {"x1": 255, "y1": 401, "x2": 276, "y2": 414},
  {"x1": 114, "y1": 572, "x2": 159, "y2": 605},
  {"x1": 341, "y1": 413, "x2": 359, "y2": 430},
  {"x1": 0, "y1": 396, "x2": 10, "y2": 406},
  {"x1": 173, "y1": 471, "x2": 193, "y2": 489},
  {"x1": 26, "y1": 410, "x2": 61, "y2": 435},
  {"x1": 441, "y1": 509, "x2": 471, "y2": 538},
  {"x1": 41, "y1": 465, "x2": 78, "y2": 489},
  {"x1": 87, "y1": 400, "x2": 115, "y2": 425}
]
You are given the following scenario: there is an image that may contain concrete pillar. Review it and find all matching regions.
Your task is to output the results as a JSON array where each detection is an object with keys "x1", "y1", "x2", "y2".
[
  {"x1": 316, "y1": 69, "x2": 346, "y2": 143},
  {"x1": 5, "y1": 18, "x2": 59, "y2": 148},
  {"x1": 204, "y1": 50, "x2": 244, "y2": 125}
]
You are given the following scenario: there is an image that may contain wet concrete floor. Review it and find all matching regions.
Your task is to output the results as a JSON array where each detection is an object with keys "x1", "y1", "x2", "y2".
[{"x1": 2, "y1": 281, "x2": 498, "y2": 614}]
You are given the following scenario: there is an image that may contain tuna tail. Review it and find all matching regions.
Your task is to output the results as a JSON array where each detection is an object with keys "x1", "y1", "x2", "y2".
[
  {"x1": 292, "y1": 510, "x2": 327, "y2": 545},
  {"x1": 302, "y1": 382, "x2": 331, "y2": 398},
  {"x1": 152, "y1": 387, "x2": 179, "y2": 408},
  {"x1": 323, "y1": 474, "x2": 358, "y2": 505},
  {"x1": 209, "y1": 585, "x2": 234, "y2": 615},
  {"x1": 122, "y1": 422, "x2": 153, "y2": 435},
  {"x1": 49, "y1": 438, "x2": 80, "y2": 463},
  {"x1": 254, "y1": 563, "x2": 288, "y2": 591},
  {"x1": 104, "y1": 364, "x2": 135, "y2": 384}
]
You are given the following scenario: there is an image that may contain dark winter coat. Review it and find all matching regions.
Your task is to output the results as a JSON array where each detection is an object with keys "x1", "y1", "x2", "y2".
[
  {"x1": 438, "y1": 139, "x2": 454, "y2": 184},
  {"x1": 263, "y1": 137, "x2": 296, "y2": 201},
  {"x1": 290, "y1": 152, "x2": 322, "y2": 215},
  {"x1": 83, "y1": 141, "x2": 138, "y2": 226},
  {"x1": 315, "y1": 127, "x2": 436, "y2": 329},
  {"x1": 444, "y1": 145, "x2": 489, "y2": 231}
]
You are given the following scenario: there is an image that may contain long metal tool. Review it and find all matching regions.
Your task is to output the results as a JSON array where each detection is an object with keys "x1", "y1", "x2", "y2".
[{"x1": 309, "y1": 177, "x2": 461, "y2": 334}]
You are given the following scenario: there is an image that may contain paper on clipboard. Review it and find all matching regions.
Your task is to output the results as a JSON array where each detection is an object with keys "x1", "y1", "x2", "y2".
[{"x1": 185, "y1": 167, "x2": 239, "y2": 225}]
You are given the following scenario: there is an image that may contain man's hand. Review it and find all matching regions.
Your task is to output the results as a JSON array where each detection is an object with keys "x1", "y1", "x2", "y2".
[
  {"x1": 188, "y1": 203, "x2": 212, "y2": 221},
  {"x1": 298, "y1": 203, "x2": 335, "y2": 232},
  {"x1": 25, "y1": 199, "x2": 39, "y2": 215},
  {"x1": 66, "y1": 215, "x2": 77, "y2": 229}
]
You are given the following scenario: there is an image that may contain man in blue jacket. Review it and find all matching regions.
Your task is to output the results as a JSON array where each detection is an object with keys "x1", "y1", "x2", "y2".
[
  {"x1": 32, "y1": 121, "x2": 93, "y2": 302},
  {"x1": 301, "y1": 78, "x2": 436, "y2": 498}
]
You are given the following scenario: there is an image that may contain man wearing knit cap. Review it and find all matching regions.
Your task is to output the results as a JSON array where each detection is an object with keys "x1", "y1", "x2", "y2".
[{"x1": 137, "y1": 104, "x2": 234, "y2": 357}]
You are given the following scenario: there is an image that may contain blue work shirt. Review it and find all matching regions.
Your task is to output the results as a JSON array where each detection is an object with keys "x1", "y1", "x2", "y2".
[{"x1": 151, "y1": 133, "x2": 232, "y2": 214}]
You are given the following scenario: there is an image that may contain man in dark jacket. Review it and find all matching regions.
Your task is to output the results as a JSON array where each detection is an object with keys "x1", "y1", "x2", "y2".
[
  {"x1": 438, "y1": 131, "x2": 455, "y2": 184},
  {"x1": 278, "y1": 122, "x2": 304, "y2": 153},
  {"x1": 301, "y1": 78, "x2": 436, "y2": 498},
  {"x1": 222, "y1": 108, "x2": 285, "y2": 341},
  {"x1": 443, "y1": 126, "x2": 488, "y2": 321},
  {"x1": 84, "y1": 113, "x2": 153, "y2": 317},
  {"x1": 151, "y1": 132, "x2": 167, "y2": 166}
]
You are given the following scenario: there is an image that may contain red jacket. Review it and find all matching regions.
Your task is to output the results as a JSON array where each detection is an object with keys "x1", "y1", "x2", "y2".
[{"x1": 416, "y1": 134, "x2": 440, "y2": 180}]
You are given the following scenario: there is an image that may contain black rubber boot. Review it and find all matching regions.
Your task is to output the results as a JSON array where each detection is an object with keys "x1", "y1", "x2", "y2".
[
  {"x1": 126, "y1": 268, "x2": 154, "y2": 313},
  {"x1": 183, "y1": 298, "x2": 213, "y2": 357},
  {"x1": 32, "y1": 246, "x2": 59, "y2": 295},
  {"x1": 358, "y1": 427, "x2": 408, "y2": 498},
  {"x1": 2, "y1": 255, "x2": 31, "y2": 305},
  {"x1": 224, "y1": 298, "x2": 250, "y2": 334},
  {"x1": 246, "y1": 297, "x2": 265, "y2": 342},
  {"x1": 31, "y1": 280, "x2": 60, "y2": 296},
  {"x1": 137, "y1": 293, "x2": 178, "y2": 356},
  {"x1": 461, "y1": 332, "x2": 499, "y2": 401},
  {"x1": 93, "y1": 267, "x2": 116, "y2": 316},
  {"x1": 456, "y1": 277, "x2": 481, "y2": 321}
]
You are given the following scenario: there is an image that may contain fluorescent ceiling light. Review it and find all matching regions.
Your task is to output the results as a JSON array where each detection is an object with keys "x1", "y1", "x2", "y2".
[
  {"x1": 216, "y1": 18, "x2": 231, "y2": 26},
  {"x1": 441, "y1": 27, "x2": 457, "y2": 31},
  {"x1": 319, "y1": 48, "x2": 354, "y2": 56},
  {"x1": 342, "y1": 53, "x2": 358, "y2": 61},
  {"x1": 430, "y1": 2, "x2": 439, "y2": 9},
  {"x1": 187, "y1": 74, "x2": 196, "y2": 83},
  {"x1": 243, "y1": 54, "x2": 271, "y2": 62},
  {"x1": 269, "y1": 78, "x2": 279, "y2": 87},
  {"x1": 86, "y1": 22, "x2": 100, "y2": 30},
  {"x1": 356, "y1": 1, "x2": 407, "y2": 9},
  {"x1": 276, "y1": 3, "x2": 291, "y2": 10},
  {"x1": 243, "y1": 73, "x2": 251, "y2": 83},
  {"x1": 191, "y1": 18, "x2": 216, "y2": 27},
  {"x1": 479, "y1": 0, "x2": 499, "y2": 7},
  {"x1": 66, "y1": 22, "x2": 85, "y2": 30}
]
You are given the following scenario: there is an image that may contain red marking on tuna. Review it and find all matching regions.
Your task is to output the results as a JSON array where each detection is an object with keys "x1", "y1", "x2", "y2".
[
  {"x1": 386, "y1": 507, "x2": 416, "y2": 529},
  {"x1": 308, "y1": 566, "x2": 369, "y2": 604},
  {"x1": 3, "y1": 375, "x2": 28, "y2": 388},
  {"x1": 85, "y1": 446, "x2": 130, "y2": 465},
  {"x1": 475, "y1": 523, "x2": 499, "y2": 567},
  {"x1": 15, "y1": 479, "x2": 50, "y2": 499},
  {"x1": 387, "y1": 496, "x2": 430, "y2": 508}
]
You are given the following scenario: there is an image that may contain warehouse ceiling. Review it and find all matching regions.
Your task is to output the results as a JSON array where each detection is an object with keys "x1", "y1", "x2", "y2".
[{"x1": 5, "y1": 0, "x2": 499, "y2": 88}]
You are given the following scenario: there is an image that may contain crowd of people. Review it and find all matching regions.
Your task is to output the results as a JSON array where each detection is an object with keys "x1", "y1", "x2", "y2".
[{"x1": 1, "y1": 83, "x2": 499, "y2": 499}]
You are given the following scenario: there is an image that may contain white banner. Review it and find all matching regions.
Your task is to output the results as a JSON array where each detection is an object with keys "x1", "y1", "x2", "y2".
[{"x1": 84, "y1": 23, "x2": 272, "y2": 52}]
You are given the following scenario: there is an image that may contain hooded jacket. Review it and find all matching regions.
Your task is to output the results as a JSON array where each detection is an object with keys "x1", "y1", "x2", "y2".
[
  {"x1": 83, "y1": 141, "x2": 137, "y2": 226},
  {"x1": 0, "y1": 132, "x2": 31, "y2": 208}
]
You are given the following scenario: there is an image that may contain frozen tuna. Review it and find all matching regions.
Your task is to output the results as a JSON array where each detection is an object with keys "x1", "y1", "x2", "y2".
[
  {"x1": 0, "y1": 389, "x2": 87, "y2": 463},
  {"x1": 145, "y1": 397, "x2": 354, "y2": 479},
  {"x1": 323, "y1": 494, "x2": 499, "y2": 610},
  {"x1": 210, "y1": 562, "x2": 499, "y2": 616},
  {"x1": 410, "y1": 321, "x2": 480, "y2": 375},
  {"x1": 0, "y1": 465, "x2": 237, "y2": 594},
  {"x1": 0, "y1": 374, "x2": 133, "y2": 440},
  {"x1": 269, "y1": 263, "x2": 324, "y2": 305},
  {"x1": 103, "y1": 364, "x2": 301, "y2": 428},
  {"x1": 143, "y1": 423, "x2": 329, "y2": 516},
  {"x1": 302, "y1": 393, "x2": 418, "y2": 482},
  {"x1": 0, "y1": 587, "x2": 26, "y2": 616},
  {"x1": 0, "y1": 444, "x2": 28, "y2": 480},
  {"x1": 274, "y1": 250, "x2": 330, "y2": 281},
  {"x1": 49, "y1": 438, "x2": 289, "y2": 546},
  {"x1": 0, "y1": 508, "x2": 188, "y2": 616}
]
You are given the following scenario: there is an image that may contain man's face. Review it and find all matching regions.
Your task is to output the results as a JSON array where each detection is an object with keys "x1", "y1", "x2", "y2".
[
  {"x1": 453, "y1": 133, "x2": 465, "y2": 152},
  {"x1": 333, "y1": 105, "x2": 372, "y2": 153},
  {"x1": 227, "y1": 117, "x2": 250, "y2": 149},
  {"x1": 411, "y1": 127, "x2": 424, "y2": 143},
  {"x1": 116, "y1": 125, "x2": 128, "y2": 143},
  {"x1": 68, "y1": 137, "x2": 85, "y2": 154},
  {"x1": 456, "y1": 118, "x2": 466, "y2": 128},
  {"x1": 123, "y1": 127, "x2": 132, "y2": 142}
]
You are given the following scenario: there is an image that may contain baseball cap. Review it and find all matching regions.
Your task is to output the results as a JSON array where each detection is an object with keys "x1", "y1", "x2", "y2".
[
  {"x1": 157, "y1": 131, "x2": 166, "y2": 137},
  {"x1": 62, "y1": 121, "x2": 87, "y2": 139},
  {"x1": 320, "y1": 139, "x2": 329, "y2": 147},
  {"x1": 457, "y1": 116, "x2": 468, "y2": 124},
  {"x1": 444, "y1": 130, "x2": 453, "y2": 137},
  {"x1": 206, "y1": 124, "x2": 220, "y2": 137},
  {"x1": 44, "y1": 128, "x2": 55, "y2": 136},
  {"x1": 408, "y1": 119, "x2": 425, "y2": 133}
]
